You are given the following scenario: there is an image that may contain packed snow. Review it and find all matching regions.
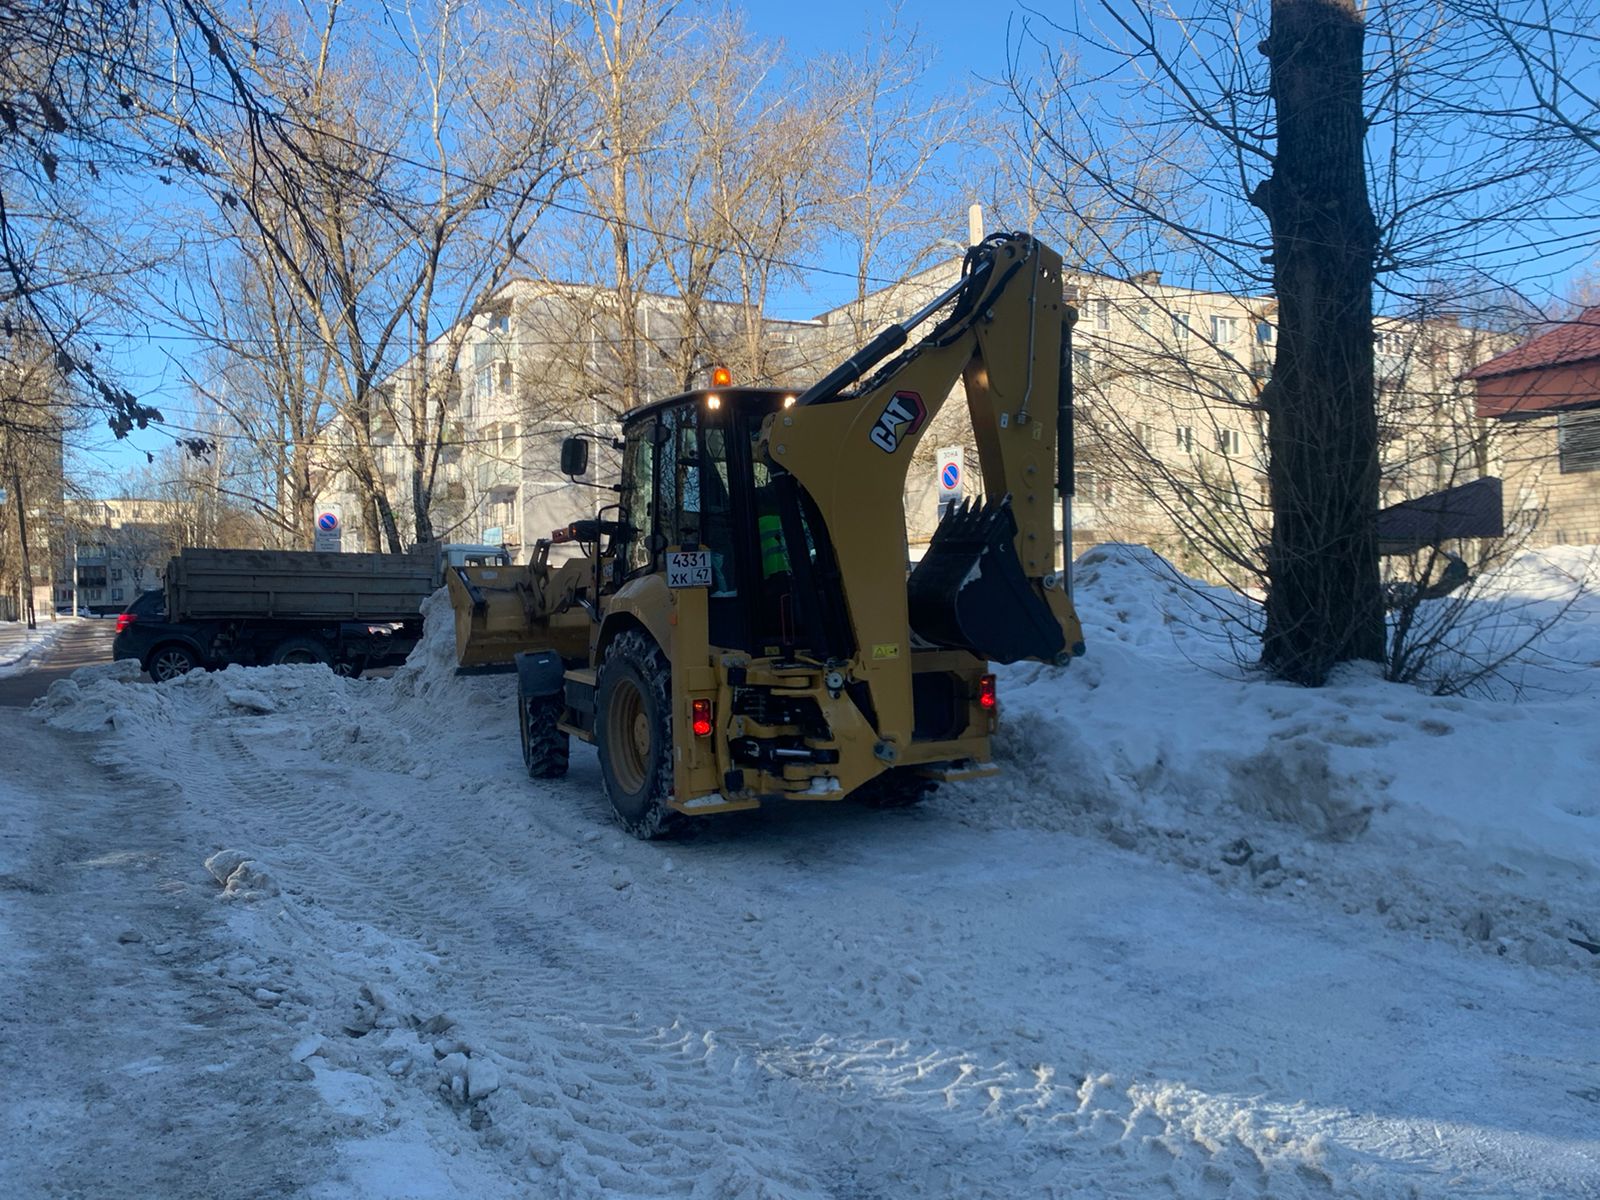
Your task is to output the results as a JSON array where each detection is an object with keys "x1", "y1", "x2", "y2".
[
  {"x1": 5, "y1": 553, "x2": 1599, "y2": 1198},
  {"x1": 0, "y1": 616, "x2": 77, "y2": 677}
]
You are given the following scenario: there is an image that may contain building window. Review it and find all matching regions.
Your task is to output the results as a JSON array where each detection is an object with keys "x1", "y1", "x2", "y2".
[
  {"x1": 1094, "y1": 298, "x2": 1111, "y2": 330},
  {"x1": 1175, "y1": 425, "x2": 1195, "y2": 452},
  {"x1": 111, "y1": 588, "x2": 124, "y2": 602},
  {"x1": 1217, "y1": 428, "x2": 1242, "y2": 456},
  {"x1": 1073, "y1": 471, "x2": 1114, "y2": 505},
  {"x1": 1173, "y1": 313, "x2": 1192, "y2": 341},
  {"x1": 1072, "y1": 349, "x2": 1092, "y2": 381},
  {"x1": 1135, "y1": 422, "x2": 1155, "y2": 449},
  {"x1": 1256, "y1": 321, "x2": 1275, "y2": 345},
  {"x1": 1557, "y1": 410, "x2": 1600, "y2": 474},
  {"x1": 1211, "y1": 316, "x2": 1237, "y2": 343},
  {"x1": 110, "y1": 568, "x2": 123, "y2": 581},
  {"x1": 1134, "y1": 305, "x2": 1152, "y2": 332}
]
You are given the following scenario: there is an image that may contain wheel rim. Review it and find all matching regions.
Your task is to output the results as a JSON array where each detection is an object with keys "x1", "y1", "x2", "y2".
[
  {"x1": 281, "y1": 649, "x2": 316, "y2": 665},
  {"x1": 605, "y1": 677, "x2": 649, "y2": 794},
  {"x1": 153, "y1": 651, "x2": 191, "y2": 681}
]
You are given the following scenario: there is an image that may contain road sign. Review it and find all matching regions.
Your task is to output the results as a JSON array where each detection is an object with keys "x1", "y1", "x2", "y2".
[
  {"x1": 314, "y1": 507, "x2": 342, "y2": 553},
  {"x1": 937, "y1": 446, "x2": 964, "y2": 499}
]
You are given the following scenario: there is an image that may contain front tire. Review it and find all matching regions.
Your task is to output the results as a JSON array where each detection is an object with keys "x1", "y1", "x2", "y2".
[
  {"x1": 519, "y1": 691, "x2": 569, "y2": 779},
  {"x1": 594, "y1": 630, "x2": 680, "y2": 839}
]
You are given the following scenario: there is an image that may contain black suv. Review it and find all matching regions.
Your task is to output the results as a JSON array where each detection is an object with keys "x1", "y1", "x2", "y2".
[{"x1": 113, "y1": 589, "x2": 206, "y2": 681}]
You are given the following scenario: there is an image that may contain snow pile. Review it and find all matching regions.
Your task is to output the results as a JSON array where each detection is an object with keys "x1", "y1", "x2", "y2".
[
  {"x1": 1393, "y1": 544, "x2": 1600, "y2": 698},
  {"x1": 965, "y1": 542, "x2": 1600, "y2": 968},
  {"x1": 34, "y1": 589, "x2": 513, "y2": 774}
]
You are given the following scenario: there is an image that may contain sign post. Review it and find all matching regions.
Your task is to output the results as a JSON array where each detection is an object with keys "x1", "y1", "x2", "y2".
[
  {"x1": 314, "y1": 507, "x2": 342, "y2": 553},
  {"x1": 936, "y1": 446, "x2": 964, "y2": 516}
]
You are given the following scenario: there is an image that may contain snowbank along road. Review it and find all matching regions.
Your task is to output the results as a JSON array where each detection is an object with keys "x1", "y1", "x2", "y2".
[{"x1": 5, "y1": 545, "x2": 1599, "y2": 1198}]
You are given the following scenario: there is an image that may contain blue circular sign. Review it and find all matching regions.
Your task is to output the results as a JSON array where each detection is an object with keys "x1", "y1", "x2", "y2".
[
  {"x1": 940, "y1": 462, "x2": 960, "y2": 490},
  {"x1": 317, "y1": 512, "x2": 340, "y2": 532}
]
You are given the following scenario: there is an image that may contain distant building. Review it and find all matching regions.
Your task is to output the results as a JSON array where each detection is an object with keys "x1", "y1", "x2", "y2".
[
  {"x1": 314, "y1": 282, "x2": 819, "y2": 558},
  {"x1": 314, "y1": 254, "x2": 1508, "y2": 577},
  {"x1": 1466, "y1": 307, "x2": 1600, "y2": 547},
  {"x1": 63, "y1": 498, "x2": 190, "y2": 615}
]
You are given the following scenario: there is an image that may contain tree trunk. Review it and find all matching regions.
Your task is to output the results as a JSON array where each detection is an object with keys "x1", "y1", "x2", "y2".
[
  {"x1": 10, "y1": 463, "x2": 36, "y2": 629},
  {"x1": 1251, "y1": 0, "x2": 1384, "y2": 685}
]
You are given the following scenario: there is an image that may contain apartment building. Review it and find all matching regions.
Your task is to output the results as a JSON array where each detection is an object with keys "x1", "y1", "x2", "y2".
[
  {"x1": 316, "y1": 282, "x2": 819, "y2": 557},
  {"x1": 316, "y1": 256, "x2": 1503, "y2": 578},
  {"x1": 63, "y1": 498, "x2": 190, "y2": 614}
]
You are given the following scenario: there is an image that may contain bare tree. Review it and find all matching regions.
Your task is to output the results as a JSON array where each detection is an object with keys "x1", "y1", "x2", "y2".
[
  {"x1": 164, "y1": 0, "x2": 577, "y2": 552},
  {"x1": 1007, "y1": 0, "x2": 1598, "y2": 685}
]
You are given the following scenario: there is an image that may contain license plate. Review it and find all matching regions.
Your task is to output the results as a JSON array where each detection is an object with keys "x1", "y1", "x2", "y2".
[{"x1": 666, "y1": 550, "x2": 712, "y2": 588}]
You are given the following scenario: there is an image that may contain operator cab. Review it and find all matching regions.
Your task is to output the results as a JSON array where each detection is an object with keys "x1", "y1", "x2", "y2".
[{"x1": 610, "y1": 387, "x2": 851, "y2": 661}]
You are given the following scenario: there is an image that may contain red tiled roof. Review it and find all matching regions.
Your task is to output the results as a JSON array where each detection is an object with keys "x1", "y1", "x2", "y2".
[{"x1": 1464, "y1": 306, "x2": 1600, "y2": 380}]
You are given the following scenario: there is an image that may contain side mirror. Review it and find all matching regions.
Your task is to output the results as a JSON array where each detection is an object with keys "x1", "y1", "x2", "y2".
[{"x1": 559, "y1": 436, "x2": 589, "y2": 478}]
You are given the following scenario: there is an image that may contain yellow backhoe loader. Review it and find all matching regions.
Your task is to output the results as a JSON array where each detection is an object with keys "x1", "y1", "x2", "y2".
[{"x1": 447, "y1": 232, "x2": 1086, "y2": 837}]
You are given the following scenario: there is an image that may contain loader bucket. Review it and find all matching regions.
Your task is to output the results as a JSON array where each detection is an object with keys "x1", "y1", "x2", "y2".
[
  {"x1": 907, "y1": 496, "x2": 1066, "y2": 665},
  {"x1": 446, "y1": 564, "x2": 545, "y2": 670}
]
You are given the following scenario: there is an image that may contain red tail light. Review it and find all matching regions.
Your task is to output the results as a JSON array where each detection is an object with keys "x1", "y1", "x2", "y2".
[
  {"x1": 691, "y1": 698, "x2": 713, "y2": 738},
  {"x1": 116, "y1": 613, "x2": 136, "y2": 634},
  {"x1": 978, "y1": 674, "x2": 997, "y2": 710}
]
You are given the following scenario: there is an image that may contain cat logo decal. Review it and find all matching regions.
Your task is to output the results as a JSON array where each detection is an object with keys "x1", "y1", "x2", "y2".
[{"x1": 869, "y1": 390, "x2": 927, "y2": 454}]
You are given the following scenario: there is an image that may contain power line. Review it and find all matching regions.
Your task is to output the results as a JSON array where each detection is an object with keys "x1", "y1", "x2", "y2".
[{"x1": 66, "y1": 37, "x2": 916, "y2": 291}]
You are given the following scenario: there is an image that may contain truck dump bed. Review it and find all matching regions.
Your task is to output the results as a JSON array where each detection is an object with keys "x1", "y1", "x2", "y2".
[{"x1": 165, "y1": 548, "x2": 435, "y2": 621}]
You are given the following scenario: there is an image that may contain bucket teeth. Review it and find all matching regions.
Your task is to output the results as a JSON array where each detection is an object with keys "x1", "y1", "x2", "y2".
[{"x1": 908, "y1": 494, "x2": 1066, "y2": 664}]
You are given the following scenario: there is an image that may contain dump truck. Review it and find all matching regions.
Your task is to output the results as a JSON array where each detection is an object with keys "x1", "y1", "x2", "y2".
[
  {"x1": 448, "y1": 233, "x2": 1085, "y2": 836},
  {"x1": 116, "y1": 543, "x2": 510, "y2": 680}
]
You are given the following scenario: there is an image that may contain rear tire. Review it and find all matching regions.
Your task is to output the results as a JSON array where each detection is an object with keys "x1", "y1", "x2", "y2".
[
  {"x1": 271, "y1": 636, "x2": 332, "y2": 667},
  {"x1": 519, "y1": 691, "x2": 569, "y2": 779},
  {"x1": 853, "y1": 768, "x2": 937, "y2": 809},
  {"x1": 595, "y1": 629, "x2": 681, "y2": 839},
  {"x1": 147, "y1": 644, "x2": 199, "y2": 683}
]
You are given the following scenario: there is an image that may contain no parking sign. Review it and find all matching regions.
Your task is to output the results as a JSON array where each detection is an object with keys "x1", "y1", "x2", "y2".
[
  {"x1": 937, "y1": 446, "x2": 964, "y2": 501},
  {"x1": 315, "y1": 507, "x2": 342, "y2": 552}
]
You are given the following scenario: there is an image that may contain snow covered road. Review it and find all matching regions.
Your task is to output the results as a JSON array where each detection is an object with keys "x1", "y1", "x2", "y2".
[{"x1": 5, "y1": 549, "x2": 1599, "y2": 1197}]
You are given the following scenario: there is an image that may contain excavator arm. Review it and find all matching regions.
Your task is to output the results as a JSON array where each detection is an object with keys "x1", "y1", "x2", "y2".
[{"x1": 759, "y1": 233, "x2": 1084, "y2": 751}]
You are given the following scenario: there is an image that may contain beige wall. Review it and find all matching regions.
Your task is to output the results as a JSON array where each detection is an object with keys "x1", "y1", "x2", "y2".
[{"x1": 1496, "y1": 418, "x2": 1600, "y2": 546}]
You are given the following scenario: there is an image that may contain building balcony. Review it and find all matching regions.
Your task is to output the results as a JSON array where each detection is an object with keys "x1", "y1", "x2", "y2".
[{"x1": 476, "y1": 461, "x2": 520, "y2": 492}]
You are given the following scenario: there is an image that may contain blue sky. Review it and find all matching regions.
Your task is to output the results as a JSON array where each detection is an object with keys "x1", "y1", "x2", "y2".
[{"x1": 79, "y1": 0, "x2": 1600, "y2": 487}]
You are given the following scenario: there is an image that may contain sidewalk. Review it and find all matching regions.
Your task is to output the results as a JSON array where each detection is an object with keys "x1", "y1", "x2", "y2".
[{"x1": 0, "y1": 618, "x2": 74, "y2": 676}]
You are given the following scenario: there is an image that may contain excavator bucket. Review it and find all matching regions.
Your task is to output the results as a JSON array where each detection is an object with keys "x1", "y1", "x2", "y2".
[{"x1": 907, "y1": 496, "x2": 1066, "y2": 665}]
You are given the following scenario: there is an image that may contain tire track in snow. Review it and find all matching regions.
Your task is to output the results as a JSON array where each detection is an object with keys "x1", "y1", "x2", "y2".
[
  {"x1": 101, "y1": 711, "x2": 1292, "y2": 1198},
  {"x1": 175, "y1": 716, "x2": 1367, "y2": 1198}
]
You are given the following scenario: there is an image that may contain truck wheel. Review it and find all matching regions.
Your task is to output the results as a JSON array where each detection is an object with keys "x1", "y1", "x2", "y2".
[
  {"x1": 595, "y1": 629, "x2": 681, "y2": 839},
  {"x1": 853, "y1": 768, "x2": 938, "y2": 809},
  {"x1": 272, "y1": 637, "x2": 332, "y2": 667},
  {"x1": 148, "y1": 645, "x2": 198, "y2": 683},
  {"x1": 520, "y1": 691, "x2": 569, "y2": 779}
]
